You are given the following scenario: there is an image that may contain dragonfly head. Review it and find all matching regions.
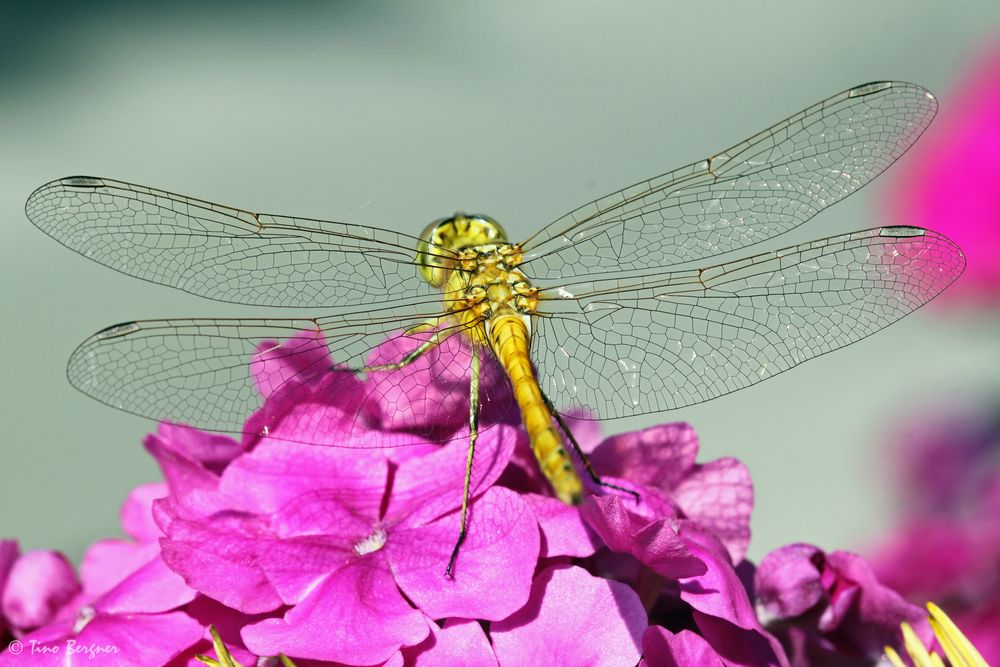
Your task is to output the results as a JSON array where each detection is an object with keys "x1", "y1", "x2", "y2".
[{"x1": 416, "y1": 213, "x2": 509, "y2": 287}]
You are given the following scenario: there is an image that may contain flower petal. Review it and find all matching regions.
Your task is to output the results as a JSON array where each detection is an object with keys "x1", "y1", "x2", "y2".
[
  {"x1": 581, "y1": 495, "x2": 706, "y2": 579},
  {"x1": 491, "y1": 565, "x2": 646, "y2": 666},
  {"x1": 79, "y1": 539, "x2": 160, "y2": 599},
  {"x1": 590, "y1": 422, "x2": 699, "y2": 489},
  {"x1": 389, "y1": 487, "x2": 539, "y2": 620},
  {"x1": 1, "y1": 610, "x2": 203, "y2": 667},
  {"x1": 388, "y1": 424, "x2": 519, "y2": 525},
  {"x1": 93, "y1": 556, "x2": 195, "y2": 615},
  {"x1": 401, "y1": 618, "x2": 499, "y2": 667},
  {"x1": 678, "y1": 526, "x2": 759, "y2": 631},
  {"x1": 120, "y1": 483, "x2": 167, "y2": 543},
  {"x1": 242, "y1": 556, "x2": 428, "y2": 665},
  {"x1": 220, "y1": 439, "x2": 388, "y2": 519},
  {"x1": 523, "y1": 493, "x2": 599, "y2": 558},
  {"x1": 755, "y1": 543, "x2": 825, "y2": 619},
  {"x1": 158, "y1": 509, "x2": 283, "y2": 614},
  {"x1": 673, "y1": 457, "x2": 753, "y2": 563},
  {"x1": 641, "y1": 626, "x2": 726, "y2": 667}
]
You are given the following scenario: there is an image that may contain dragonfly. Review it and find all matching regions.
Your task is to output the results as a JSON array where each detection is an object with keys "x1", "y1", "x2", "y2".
[{"x1": 26, "y1": 80, "x2": 964, "y2": 574}]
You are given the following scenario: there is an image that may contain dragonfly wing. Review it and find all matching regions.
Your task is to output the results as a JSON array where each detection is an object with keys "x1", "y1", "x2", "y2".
[
  {"x1": 26, "y1": 176, "x2": 451, "y2": 308},
  {"x1": 531, "y1": 226, "x2": 964, "y2": 419},
  {"x1": 521, "y1": 82, "x2": 937, "y2": 279},
  {"x1": 68, "y1": 305, "x2": 515, "y2": 446}
]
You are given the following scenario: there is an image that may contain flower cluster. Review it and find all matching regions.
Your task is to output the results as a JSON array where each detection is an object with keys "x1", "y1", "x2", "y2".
[{"x1": 0, "y1": 331, "x2": 947, "y2": 666}]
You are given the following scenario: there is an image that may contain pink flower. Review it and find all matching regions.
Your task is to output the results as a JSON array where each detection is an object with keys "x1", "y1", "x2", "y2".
[
  {"x1": 880, "y1": 37, "x2": 1000, "y2": 307},
  {"x1": 0, "y1": 504, "x2": 203, "y2": 667},
  {"x1": 152, "y1": 405, "x2": 537, "y2": 663},
  {"x1": 867, "y1": 400, "x2": 1000, "y2": 664},
  {"x1": 754, "y1": 544, "x2": 931, "y2": 666},
  {"x1": 1, "y1": 549, "x2": 79, "y2": 634}
]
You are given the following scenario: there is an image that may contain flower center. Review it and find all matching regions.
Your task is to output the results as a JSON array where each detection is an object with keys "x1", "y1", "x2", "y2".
[{"x1": 353, "y1": 528, "x2": 387, "y2": 556}]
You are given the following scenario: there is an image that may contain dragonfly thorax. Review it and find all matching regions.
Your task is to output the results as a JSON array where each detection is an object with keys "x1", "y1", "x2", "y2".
[{"x1": 441, "y1": 253, "x2": 539, "y2": 348}]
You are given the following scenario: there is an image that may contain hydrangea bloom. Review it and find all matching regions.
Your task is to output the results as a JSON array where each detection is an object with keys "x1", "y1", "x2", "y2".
[
  {"x1": 880, "y1": 37, "x2": 1000, "y2": 307},
  {"x1": 0, "y1": 331, "x2": 951, "y2": 665}
]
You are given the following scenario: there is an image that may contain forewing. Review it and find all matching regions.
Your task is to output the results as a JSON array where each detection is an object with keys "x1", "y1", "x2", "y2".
[
  {"x1": 531, "y1": 226, "x2": 964, "y2": 419},
  {"x1": 68, "y1": 304, "x2": 515, "y2": 446},
  {"x1": 521, "y1": 82, "x2": 937, "y2": 278},
  {"x1": 26, "y1": 176, "x2": 452, "y2": 308}
]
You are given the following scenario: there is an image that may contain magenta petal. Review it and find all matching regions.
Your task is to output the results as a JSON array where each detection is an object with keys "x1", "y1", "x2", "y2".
[
  {"x1": 582, "y1": 495, "x2": 706, "y2": 578},
  {"x1": 641, "y1": 626, "x2": 726, "y2": 667},
  {"x1": 692, "y1": 611, "x2": 789, "y2": 667},
  {"x1": 80, "y1": 540, "x2": 160, "y2": 598},
  {"x1": 754, "y1": 543, "x2": 825, "y2": 619},
  {"x1": 678, "y1": 526, "x2": 759, "y2": 632},
  {"x1": 252, "y1": 332, "x2": 333, "y2": 399},
  {"x1": 366, "y1": 331, "x2": 489, "y2": 436},
  {"x1": 523, "y1": 493, "x2": 599, "y2": 558},
  {"x1": 492, "y1": 565, "x2": 646, "y2": 666},
  {"x1": 673, "y1": 457, "x2": 753, "y2": 563},
  {"x1": 590, "y1": 422, "x2": 699, "y2": 489},
  {"x1": 1, "y1": 550, "x2": 80, "y2": 631},
  {"x1": 220, "y1": 439, "x2": 388, "y2": 518},
  {"x1": 402, "y1": 618, "x2": 498, "y2": 667},
  {"x1": 0, "y1": 541, "x2": 18, "y2": 637},
  {"x1": 824, "y1": 551, "x2": 931, "y2": 651},
  {"x1": 145, "y1": 436, "x2": 230, "y2": 519},
  {"x1": 1, "y1": 610, "x2": 203, "y2": 667},
  {"x1": 120, "y1": 483, "x2": 167, "y2": 543},
  {"x1": 93, "y1": 557, "x2": 195, "y2": 615},
  {"x1": 159, "y1": 512, "x2": 283, "y2": 614},
  {"x1": 389, "y1": 425, "x2": 519, "y2": 525},
  {"x1": 256, "y1": 535, "x2": 355, "y2": 605},
  {"x1": 242, "y1": 556, "x2": 429, "y2": 665},
  {"x1": 80, "y1": 611, "x2": 203, "y2": 666},
  {"x1": 389, "y1": 487, "x2": 539, "y2": 620},
  {"x1": 150, "y1": 422, "x2": 244, "y2": 471}
]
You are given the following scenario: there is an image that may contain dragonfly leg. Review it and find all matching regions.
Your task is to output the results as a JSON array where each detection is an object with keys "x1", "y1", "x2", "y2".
[
  {"x1": 541, "y1": 390, "x2": 641, "y2": 503},
  {"x1": 345, "y1": 323, "x2": 446, "y2": 374},
  {"x1": 446, "y1": 345, "x2": 480, "y2": 578}
]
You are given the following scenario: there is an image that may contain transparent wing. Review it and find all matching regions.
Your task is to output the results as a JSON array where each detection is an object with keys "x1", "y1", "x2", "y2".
[
  {"x1": 25, "y1": 176, "x2": 454, "y2": 308},
  {"x1": 520, "y1": 82, "x2": 937, "y2": 279},
  {"x1": 68, "y1": 302, "x2": 515, "y2": 446},
  {"x1": 531, "y1": 226, "x2": 964, "y2": 419}
]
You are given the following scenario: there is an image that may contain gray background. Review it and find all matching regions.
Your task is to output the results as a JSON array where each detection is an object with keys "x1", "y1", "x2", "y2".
[{"x1": 2, "y1": 1, "x2": 998, "y2": 562}]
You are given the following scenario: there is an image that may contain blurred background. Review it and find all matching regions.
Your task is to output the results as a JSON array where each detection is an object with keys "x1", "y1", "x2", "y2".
[{"x1": 1, "y1": 0, "x2": 998, "y2": 580}]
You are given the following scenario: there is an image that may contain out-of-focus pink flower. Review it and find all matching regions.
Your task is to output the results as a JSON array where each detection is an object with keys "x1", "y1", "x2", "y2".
[
  {"x1": 868, "y1": 399, "x2": 1000, "y2": 665},
  {"x1": 881, "y1": 38, "x2": 1000, "y2": 307},
  {"x1": 0, "y1": 541, "x2": 20, "y2": 637},
  {"x1": 1, "y1": 550, "x2": 80, "y2": 633},
  {"x1": 0, "y1": 539, "x2": 202, "y2": 667},
  {"x1": 755, "y1": 543, "x2": 931, "y2": 666}
]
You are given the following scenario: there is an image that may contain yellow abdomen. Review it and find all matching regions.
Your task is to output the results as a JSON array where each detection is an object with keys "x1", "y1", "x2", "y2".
[{"x1": 488, "y1": 315, "x2": 583, "y2": 505}]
